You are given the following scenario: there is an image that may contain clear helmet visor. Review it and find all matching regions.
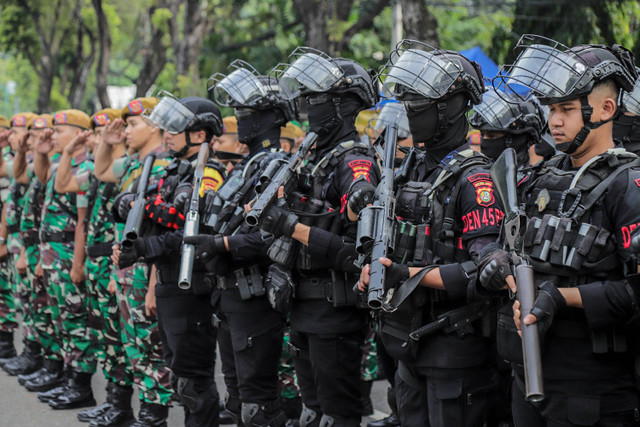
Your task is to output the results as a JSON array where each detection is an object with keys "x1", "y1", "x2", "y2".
[
  {"x1": 498, "y1": 44, "x2": 589, "y2": 100},
  {"x1": 623, "y1": 78, "x2": 640, "y2": 115},
  {"x1": 382, "y1": 49, "x2": 463, "y2": 99},
  {"x1": 279, "y1": 52, "x2": 344, "y2": 99},
  {"x1": 211, "y1": 68, "x2": 269, "y2": 107},
  {"x1": 373, "y1": 102, "x2": 410, "y2": 139},
  {"x1": 144, "y1": 94, "x2": 194, "y2": 134},
  {"x1": 473, "y1": 89, "x2": 521, "y2": 129}
]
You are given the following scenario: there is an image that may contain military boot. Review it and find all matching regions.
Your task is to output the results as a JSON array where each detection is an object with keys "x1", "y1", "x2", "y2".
[
  {"x1": 0, "y1": 330, "x2": 16, "y2": 359},
  {"x1": 4, "y1": 339, "x2": 42, "y2": 376},
  {"x1": 360, "y1": 380, "x2": 373, "y2": 416},
  {"x1": 49, "y1": 371, "x2": 96, "y2": 410},
  {"x1": 130, "y1": 402, "x2": 169, "y2": 427},
  {"x1": 19, "y1": 365, "x2": 47, "y2": 386},
  {"x1": 25, "y1": 358, "x2": 65, "y2": 392},
  {"x1": 241, "y1": 399, "x2": 288, "y2": 427},
  {"x1": 219, "y1": 400, "x2": 236, "y2": 425},
  {"x1": 77, "y1": 382, "x2": 118, "y2": 423},
  {"x1": 89, "y1": 383, "x2": 135, "y2": 427},
  {"x1": 366, "y1": 387, "x2": 400, "y2": 427},
  {"x1": 38, "y1": 375, "x2": 71, "y2": 403}
]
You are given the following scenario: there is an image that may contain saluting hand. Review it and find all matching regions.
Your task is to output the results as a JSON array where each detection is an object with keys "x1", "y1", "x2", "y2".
[
  {"x1": 0, "y1": 129, "x2": 10, "y2": 148},
  {"x1": 64, "y1": 130, "x2": 93, "y2": 155},
  {"x1": 35, "y1": 129, "x2": 54, "y2": 154},
  {"x1": 103, "y1": 119, "x2": 125, "y2": 146}
]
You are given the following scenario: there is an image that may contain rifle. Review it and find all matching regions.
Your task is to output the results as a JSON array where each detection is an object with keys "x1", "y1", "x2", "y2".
[
  {"x1": 245, "y1": 132, "x2": 318, "y2": 226},
  {"x1": 359, "y1": 124, "x2": 398, "y2": 309},
  {"x1": 178, "y1": 143, "x2": 210, "y2": 290},
  {"x1": 490, "y1": 147, "x2": 544, "y2": 403},
  {"x1": 121, "y1": 153, "x2": 156, "y2": 248}
]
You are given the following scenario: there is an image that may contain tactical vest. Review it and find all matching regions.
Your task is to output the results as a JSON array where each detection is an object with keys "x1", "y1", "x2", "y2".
[
  {"x1": 523, "y1": 149, "x2": 639, "y2": 283},
  {"x1": 380, "y1": 149, "x2": 494, "y2": 362}
]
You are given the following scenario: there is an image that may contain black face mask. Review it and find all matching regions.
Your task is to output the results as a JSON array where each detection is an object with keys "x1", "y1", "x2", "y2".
[
  {"x1": 307, "y1": 94, "x2": 362, "y2": 153},
  {"x1": 236, "y1": 109, "x2": 282, "y2": 156},
  {"x1": 480, "y1": 133, "x2": 530, "y2": 165},
  {"x1": 613, "y1": 114, "x2": 640, "y2": 155}
]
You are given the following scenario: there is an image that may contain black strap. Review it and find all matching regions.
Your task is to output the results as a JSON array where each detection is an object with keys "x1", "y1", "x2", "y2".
[{"x1": 383, "y1": 265, "x2": 437, "y2": 312}]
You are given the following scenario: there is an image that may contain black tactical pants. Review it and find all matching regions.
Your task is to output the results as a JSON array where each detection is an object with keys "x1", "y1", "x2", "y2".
[
  {"x1": 156, "y1": 283, "x2": 219, "y2": 426},
  {"x1": 395, "y1": 362, "x2": 498, "y2": 427},
  {"x1": 511, "y1": 374, "x2": 640, "y2": 427},
  {"x1": 290, "y1": 329, "x2": 365, "y2": 423},
  {"x1": 219, "y1": 290, "x2": 285, "y2": 404}
]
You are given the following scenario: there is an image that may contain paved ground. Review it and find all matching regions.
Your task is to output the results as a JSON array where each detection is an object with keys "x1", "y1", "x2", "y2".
[{"x1": 0, "y1": 329, "x2": 391, "y2": 426}]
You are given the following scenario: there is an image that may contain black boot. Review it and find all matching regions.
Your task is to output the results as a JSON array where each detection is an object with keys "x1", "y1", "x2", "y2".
[
  {"x1": 219, "y1": 400, "x2": 236, "y2": 425},
  {"x1": 0, "y1": 330, "x2": 16, "y2": 359},
  {"x1": 130, "y1": 402, "x2": 169, "y2": 427},
  {"x1": 19, "y1": 365, "x2": 47, "y2": 386},
  {"x1": 360, "y1": 380, "x2": 373, "y2": 416},
  {"x1": 281, "y1": 396, "x2": 302, "y2": 421},
  {"x1": 38, "y1": 377, "x2": 71, "y2": 402},
  {"x1": 4, "y1": 339, "x2": 42, "y2": 376},
  {"x1": 242, "y1": 399, "x2": 288, "y2": 427},
  {"x1": 366, "y1": 387, "x2": 400, "y2": 427},
  {"x1": 25, "y1": 359, "x2": 65, "y2": 392},
  {"x1": 89, "y1": 383, "x2": 135, "y2": 427},
  {"x1": 78, "y1": 382, "x2": 118, "y2": 423},
  {"x1": 49, "y1": 371, "x2": 96, "y2": 410}
]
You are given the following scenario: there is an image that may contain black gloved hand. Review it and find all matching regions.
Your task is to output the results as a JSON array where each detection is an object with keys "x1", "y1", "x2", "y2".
[
  {"x1": 183, "y1": 234, "x2": 226, "y2": 271},
  {"x1": 116, "y1": 192, "x2": 136, "y2": 221},
  {"x1": 384, "y1": 261, "x2": 410, "y2": 290},
  {"x1": 258, "y1": 200, "x2": 299, "y2": 238},
  {"x1": 477, "y1": 244, "x2": 512, "y2": 290},
  {"x1": 119, "y1": 239, "x2": 146, "y2": 269},
  {"x1": 529, "y1": 281, "x2": 567, "y2": 335},
  {"x1": 348, "y1": 177, "x2": 376, "y2": 215},
  {"x1": 172, "y1": 183, "x2": 192, "y2": 212}
]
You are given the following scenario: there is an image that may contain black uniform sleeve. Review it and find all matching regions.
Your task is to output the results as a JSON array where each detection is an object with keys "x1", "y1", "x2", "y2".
[
  {"x1": 227, "y1": 228, "x2": 270, "y2": 261},
  {"x1": 439, "y1": 235, "x2": 497, "y2": 300},
  {"x1": 456, "y1": 170, "x2": 505, "y2": 242},
  {"x1": 142, "y1": 229, "x2": 183, "y2": 262}
]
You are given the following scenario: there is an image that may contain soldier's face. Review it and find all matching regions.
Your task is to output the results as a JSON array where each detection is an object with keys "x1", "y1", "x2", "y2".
[
  {"x1": 212, "y1": 133, "x2": 241, "y2": 153},
  {"x1": 163, "y1": 131, "x2": 188, "y2": 153},
  {"x1": 52, "y1": 125, "x2": 80, "y2": 153},
  {"x1": 125, "y1": 116, "x2": 155, "y2": 152},
  {"x1": 8, "y1": 127, "x2": 27, "y2": 151}
]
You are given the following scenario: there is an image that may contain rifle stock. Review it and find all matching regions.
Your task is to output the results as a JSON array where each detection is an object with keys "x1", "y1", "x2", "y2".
[
  {"x1": 179, "y1": 143, "x2": 210, "y2": 290},
  {"x1": 122, "y1": 153, "x2": 157, "y2": 248},
  {"x1": 490, "y1": 147, "x2": 544, "y2": 403},
  {"x1": 365, "y1": 124, "x2": 398, "y2": 309},
  {"x1": 246, "y1": 132, "x2": 318, "y2": 226}
]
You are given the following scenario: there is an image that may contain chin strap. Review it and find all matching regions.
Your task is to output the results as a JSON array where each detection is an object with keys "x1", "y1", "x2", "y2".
[{"x1": 559, "y1": 95, "x2": 617, "y2": 154}]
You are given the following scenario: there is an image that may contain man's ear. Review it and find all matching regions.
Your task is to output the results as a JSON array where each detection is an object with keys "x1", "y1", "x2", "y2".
[
  {"x1": 190, "y1": 130, "x2": 207, "y2": 144},
  {"x1": 600, "y1": 96, "x2": 618, "y2": 122}
]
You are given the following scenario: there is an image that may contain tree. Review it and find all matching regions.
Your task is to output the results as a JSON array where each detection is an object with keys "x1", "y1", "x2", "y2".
[
  {"x1": 93, "y1": 0, "x2": 112, "y2": 108},
  {"x1": 401, "y1": 0, "x2": 439, "y2": 47}
]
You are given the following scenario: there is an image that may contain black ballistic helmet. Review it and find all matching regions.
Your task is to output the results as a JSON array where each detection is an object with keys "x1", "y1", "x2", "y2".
[
  {"x1": 145, "y1": 91, "x2": 223, "y2": 137},
  {"x1": 275, "y1": 46, "x2": 378, "y2": 110},
  {"x1": 208, "y1": 60, "x2": 297, "y2": 124}
]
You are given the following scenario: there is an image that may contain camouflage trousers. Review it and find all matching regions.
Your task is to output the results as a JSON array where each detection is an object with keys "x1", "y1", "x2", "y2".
[
  {"x1": 9, "y1": 233, "x2": 36, "y2": 342},
  {"x1": 25, "y1": 244, "x2": 62, "y2": 361},
  {"x1": 361, "y1": 328, "x2": 380, "y2": 382},
  {"x1": 279, "y1": 328, "x2": 300, "y2": 400},
  {"x1": 116, "y1": 264, "x2": 172, "y2": 405},
  {"x1": 0, "y1": 255, "x2": 17, "y2": 334},
  {"x1": 86, "y1": 255, "x2": 134, "y2": 387},
  {"x1": 41, "y1": 242, "x2": 96, "y2": 373}
]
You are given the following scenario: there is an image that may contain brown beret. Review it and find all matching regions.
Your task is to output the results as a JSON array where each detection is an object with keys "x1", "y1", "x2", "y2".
[
  {"x1": 121, "y1": 97, "x2": 159, "y2": 120},
  {"x1": 223, "y1": 116, "x2": 238, "y2": 134},
  {"x1": 280, "y1": 122, "x2": 305, "y2": 140},
  {"x1": 91, "y1": 108, "x2": 122, "y2": 129},
  {"x1": 11, "y1": 112, "x2": 37, "y2": 128},
  {"x1": 29, "y1": 114, "x2": 54, "y2": 130},
  {"x1": 53, "y1": 109, "x2": 92, "y2": 130},
  {"x1": 0, "y1": 116, "x2": 9, "y2": 129}
]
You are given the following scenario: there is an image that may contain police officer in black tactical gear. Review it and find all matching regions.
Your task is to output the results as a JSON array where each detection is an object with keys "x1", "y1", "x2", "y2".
[
  {"x1": 247, "y1": 48, "x2": 381, "y2": 427},
  {"x1": 482, "y1": 35, "x2": 640, "y2": 426},
  {"x1": 614, "y1": 73, "x2": 640, "y2": 155},
  {"x1": 114, "y1": 93, "x2": 226, "y2": 427},
  {"x1": 181, "y1": 60, "x2": 298, "y2": 427},
  {"x1": 358, "y1": 41, "x2": 505, "y2": 427},
  {"x1": 469, "y1": 88, "x2": 548, "y2": 167}
]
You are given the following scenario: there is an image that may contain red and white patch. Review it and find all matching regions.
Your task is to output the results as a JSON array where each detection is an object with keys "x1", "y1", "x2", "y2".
[
  {"x1": 12, "y1": 116, "x2": 26, "y2": 127},
  {"x1": 93, "y1": 113, "x2": 109, "y2": 127},
  {"x1": 128, "y1": 100, "x2": 144, "y2": 116},
  {"x1": 468, "y1": 173, "x2": 495, "y2": 207},
  {"x1": 33, "y1": 117, "x2": 47, "y2": 129},
  {"x1": 54, "y1": 112, "x2": 68, "y2": 125},
  {"x1": 348, "y1": 159, "x2": 372, "y2": 182}
]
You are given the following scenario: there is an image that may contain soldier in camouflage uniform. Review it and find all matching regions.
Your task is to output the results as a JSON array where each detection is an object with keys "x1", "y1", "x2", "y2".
[
  {"x1": 15, "y1": 115, "x2": 70, "y2": 393},
  {"x1": 0, "y1": 115, "x2": 18, "y2": 363},
  {"x1": 94, "y1": 98, "x2": 173, "y2": 427},
  {"x1": 56, "y1": 107, "x2": 138, "y2": 426},
  {"x1": 32, "y1": 110, "x2": 98, "y2": 410}
]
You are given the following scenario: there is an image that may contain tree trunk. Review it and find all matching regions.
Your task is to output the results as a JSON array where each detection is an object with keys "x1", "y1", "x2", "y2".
[
  {"x1": 37, "y1": 55, "x2": 55, "y2": 112},
  {"x1": 401, "y1": 0, "x2": 439, "y2": 48},
  {"x1": 93, "y1": 0, "x2": 112, "y2": 108},
  {"x1": 293, "y1": 0, "x2": 331, "y2": 53},
  {"x1": 135, "y1": 6, "x2": 169, "y2": 97}
]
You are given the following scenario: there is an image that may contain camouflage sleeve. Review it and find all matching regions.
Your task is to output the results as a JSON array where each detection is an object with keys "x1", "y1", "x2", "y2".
[
  {"x1": 5, "y1": 159, "x2": 14, "y2": 180},
  {"x1": 75, "y1": 160, "x2": 95, "y2": 209},
  {"x1": 112, "y1": 157, "x2": 128, "y2": 181}
]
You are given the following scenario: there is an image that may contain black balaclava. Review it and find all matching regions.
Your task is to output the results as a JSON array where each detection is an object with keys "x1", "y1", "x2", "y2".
[
  {"x1": 406, "y1": 93, "x2": 470, "y2": 169},
  {"x1": 613, "y1": 114, "x2": 640, "y2": 155},
  {"x1": 307, "y1": 93, "x2": 362, "y2": 156},
  {"x1": 480, "y1": 133, "x2": 530, "y2": 165},
  {"x1": 236, "y1": 109, "x2": 282, "y2": 156}
]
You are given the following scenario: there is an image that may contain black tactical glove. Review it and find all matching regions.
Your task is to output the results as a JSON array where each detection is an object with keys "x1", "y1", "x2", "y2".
[
  {"x1": 172, "y1": 182, "x2": 192, "y2": 212},
  {"x1": 115, "y1": 192, "x2": 136, "y2": 221},
  {"x1": 384, "y1": 261, "x2": 410, "y2": 289},
  {"x1": 529, "y1": 281, "x2": 567, "y2": 335},
  {"x1": 183, "y1": 234, "x2": 226, "y2": 271},
  {"x1": 477, "y1": 244, "x2": 512, "y2": 290},
  {"x1": 348, "y1": 177, "x2": 376, "y2": 215},
  {"x1": 258, "y1": 200, "x2": 299, "y2": 238},
  {"x1": 119, "y1": 239, "x2": 146, "y2": 269}
]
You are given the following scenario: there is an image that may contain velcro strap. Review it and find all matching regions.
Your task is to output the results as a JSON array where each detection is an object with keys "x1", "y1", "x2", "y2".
[
  {"x1": 86, "y1": 243, "x2": 113, "y2": 258},
  {"x1": 40, "y1": 230, "x2": 75, "y2": 243}
]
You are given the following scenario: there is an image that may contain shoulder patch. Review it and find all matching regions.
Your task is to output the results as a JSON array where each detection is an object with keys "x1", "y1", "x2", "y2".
[
  {"x1": 348, "y1": 159, "x2": 372, "y2": 182},
  {"x1": 635, "y1": 178, "x2": 640, "y2": 187},
  {"x1": 201, "y1": 168, "x2": 224, "y2": 196},
  {"x1": 467, "y1": 172, "x2": 495, "y2": 207}
]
